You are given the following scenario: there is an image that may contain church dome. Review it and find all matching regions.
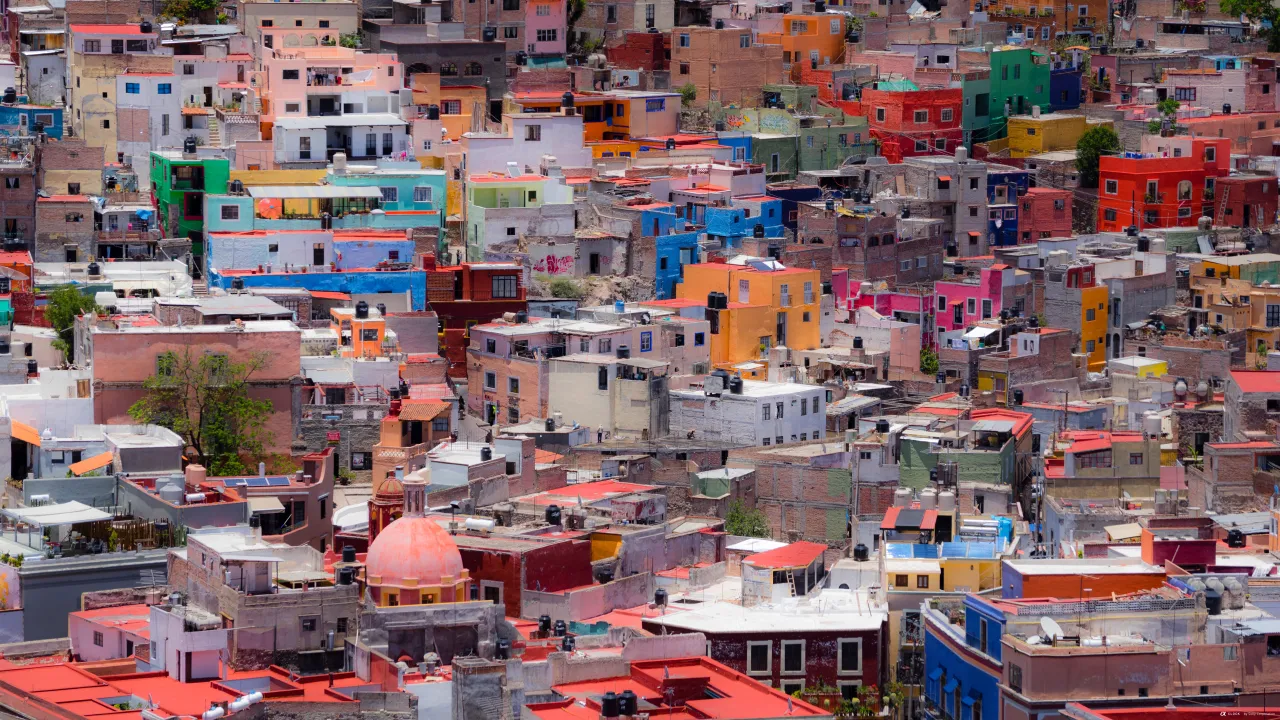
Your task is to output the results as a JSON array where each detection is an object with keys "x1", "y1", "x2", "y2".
[{"x1": 365, "y1": 515, "x2": 463, "y2": 589}]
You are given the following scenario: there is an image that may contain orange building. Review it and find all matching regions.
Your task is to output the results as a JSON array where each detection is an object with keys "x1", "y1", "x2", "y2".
[
  {"x1": 411, "y1": 73, "x2": 488, "y2": 141},
  {"x1": 1001, "y1": 558, "x2": 1167, "y2": 599},
  {"x1": 0, "y1": 250, "x2": 33, "y2": 293},
  {"x1": 330, "y1": 302, "x2": 388, "y2": 358},
  {"x1": 759, "y1": 13, "x2": 847, "y2": 75}
]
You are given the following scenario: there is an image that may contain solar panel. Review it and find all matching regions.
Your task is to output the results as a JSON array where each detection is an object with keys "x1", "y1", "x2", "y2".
[
  {"x1": 245, "y1": 477, "x2": 269, "y2": 487},
  {"x1": 266, "y1": 476, "x2": 291, "y2": 486},
  {"x1": 223, "y1": 478, "x2": 246, "y2": 487},
  {"x1": 895, "y1": 508, "x2": 925, "y2": 528}
]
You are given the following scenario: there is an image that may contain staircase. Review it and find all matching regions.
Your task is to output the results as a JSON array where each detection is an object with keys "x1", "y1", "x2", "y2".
[
  {"x1": 207, "y1": 110, "x2": 221, "y2": 147},
  {"x1": 192, "y1": 279, "x2": 209, "y2": 297}
]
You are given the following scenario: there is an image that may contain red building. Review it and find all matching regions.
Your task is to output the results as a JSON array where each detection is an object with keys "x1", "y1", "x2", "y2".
[
  {"x1": 454, "y1": 532, "x2": 595, "y2": 618},
  {"x1": 860, "y1": 85, "x2": 963, "y2": 164},
  {"x1": 1019, "y1": 187, "x2": 1073, "y2": 242},
  {"x1": 424, "y1": 254, "x2": 527, "y2": 378},
  {"x1": 1096, "y1": 136, "x2": 1231, "y2": 233},
  {"x1": 1213, "y1": 175, "x2": 1279, "y2": 229},
  {"x1": 605, "y1": 30, "x2": 670, "y2": 74}
]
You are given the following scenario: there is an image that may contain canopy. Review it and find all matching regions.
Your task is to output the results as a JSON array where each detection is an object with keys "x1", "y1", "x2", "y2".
[
  {"x1": 248, "y1": 496, "x2": 285, "y2": 514},
  {"x1": 70, "y1": 451, "x2": 113, "y2": 476},
  {"x1": 10, "y1": 420, "x2": 41, "y2": 446},
  {"x1": 5, "y1": 501, "x2": 111, "y2": 526},
  {"x1": 963, "y1": 327, "x2": 999, "y2": 339}
]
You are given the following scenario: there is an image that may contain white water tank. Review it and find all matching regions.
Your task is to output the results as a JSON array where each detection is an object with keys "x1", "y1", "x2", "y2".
[
  {"x1": 159, "y1": 483, "x2": 184, "y2": 504},
  {"x1": 893, "y1": 488, "x2": 913, "y2": 507},
  {"x1": 919, "y1": 488, "x2": 938, "y2": 510},
  {"x1": 938, "y1": 490, "x2": 957, "y2": 512},
  {"x1": 1143, "y1": 412, "x2": 1161, "y2": 438}
]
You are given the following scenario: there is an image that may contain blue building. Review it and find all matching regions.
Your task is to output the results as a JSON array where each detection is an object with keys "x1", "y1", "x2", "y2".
[
  {"x1": 206, "y1": 267, "x2": 427, "y2": 310},
  {"x1": 987, "y1": 204, "x2": 1018, "y2": 247},
  {"x1": 922, "y1": 595, "x2": 1004, "y2": 720},
  {"x1": 1049, "y1": 66, "x2": 1083, "y2": 112},
  {"x1": 0, "y1": 105, "x2": 62, "y2": 140},
  {"x1": 655, "y1": 231, "x2": 700, "y2": 299},
  {"x1": 985, "y1": 166, "x2": 1029, "y2": 247},
  {"x1": 704, "y1": 205, "x2": 785, "y2": 247},
  {"x1": 715, "y1": 132, "x2": 752, "y2": 162},
  {"x1": 764, "y1": 184, "x2": 822, "y2": 232}
]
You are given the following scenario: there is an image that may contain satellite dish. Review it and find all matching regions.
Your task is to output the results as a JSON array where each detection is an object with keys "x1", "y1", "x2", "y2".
[{"x1": 1040, "y1": 617, "x2": 1064, "y2": 641}]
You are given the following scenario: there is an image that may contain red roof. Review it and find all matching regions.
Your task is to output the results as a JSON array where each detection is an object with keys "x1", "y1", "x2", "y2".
[
  {"x1": 1207, "y1": 441, "x2": 1280, "y2": 450},
  {"x1": 880, "y1": 505, "x2": 938, "y2": 530},
  {"x1": 970, "y1": 407, "x2": 1034, "y2": 438},
  {"x1": 38, "y1": 195, "x2": 89, "y2": 203},
  {"x1": 70, "y1": 24, "x2": 149, "y2": 34},
  {"x1": 742, "y1": 540, "x2": 827, "y2": 569},
  {"x1": 1232, "y1": 370, "x2": 1280, "y2": 394},
  {"x1": 520, "y1": 479, "x2": 656, "y2": 506}
]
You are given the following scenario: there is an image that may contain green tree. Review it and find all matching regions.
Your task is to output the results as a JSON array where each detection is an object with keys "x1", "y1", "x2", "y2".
[
  {"x1": 1221, "y1": 0, "x2": 1280, "y2": 50},
  {"x1": 1075, "y1": 125, "x2": 1121, "y2": 189},
  {"x1": 339, "y1": 33, "x2": 361, "y2": 48},
  {"x1": 725, "y1": 499, "x2": 771, "y2": 538},
  {"x1": 920, "y1": 346, "x2": 939, "y2": 376},
  {"x1": 128, "y1": 349, "x2": 274, "y2": 475},
  {"x1": 45, "y1": 285, "x2": 98, "y2": 363},
  {"x1": 548, "y1": 276, "x2": 585, "y2": 299},
  {"x1": 678, "y1": 83, "x2": 698, "y2": 106}
]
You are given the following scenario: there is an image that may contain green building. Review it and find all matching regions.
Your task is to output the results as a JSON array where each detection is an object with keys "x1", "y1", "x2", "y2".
[
  {"x1": 979, "y1": 47, "x2": 1051, "y2": 143},
  {"x1": 956, "y1": 68, "x2": 994, "y2": 147},
  {"x1": 754, "y1": 114, "x2": 876, "y2": 181},
  {"x1": 150, "y1": 151, "x2": 231, "y2": 275}
]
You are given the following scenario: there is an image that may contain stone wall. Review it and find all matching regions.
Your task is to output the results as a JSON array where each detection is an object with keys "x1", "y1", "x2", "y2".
[{"x1": 297, "y1": 404, "x2": 384, "y2": 481}]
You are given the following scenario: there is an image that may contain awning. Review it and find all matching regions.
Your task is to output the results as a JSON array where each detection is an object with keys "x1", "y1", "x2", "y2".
[
  {"x1": 968, "y1": 230, "x2": 981, "y2": 237},
  {"x1": 944, "y1": 678, "x2": 959, "y2": 693},
  {"x1": 963, "y1": 326, "x2": 999, "y2": 339},
  {"x1": 310, "y1": 290, "x2": 351, "y2": 301},
  {"x1": 247, "y1": 185, "x2": 384, "y2": 200},
  {"x1": 5, "y1": 501, "x2": 111, "y2": 526},
  {"x1": 70, "y1": 451, "x2": 113, "y2": 476},
  {"x1": 11, "y1": 420, "x2": 40, "y2": 446},
  {"x1": 929, "y1": 668, "x2": 944, "y2": 681},
  {"x1": 938, "y1": 175, "x2": 952, "y2": 182},
  {"x1": 248, "y1": 496, "x2": 285, "y2": 514}
]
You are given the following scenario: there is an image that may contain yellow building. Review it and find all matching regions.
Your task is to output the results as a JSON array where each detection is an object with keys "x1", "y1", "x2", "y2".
[
  {"x1": 410, "y1": 74, "x2": 488, "y2": 141},
  {"x1": 1006, "y1": 112, "x2": 1113, "y2": 159},
  {"x1": 675, "y1": 261, "x2": 821, "y2": 367},
  {"x1": 1080, "y1": 284, "x2": 1109, "y2": 371},
  {"x1": 589, "y1": 140, "x2": 641, "y2": 159},
  {"x1": 68, "y1": 24, "x2": 171, "y2": 160}
]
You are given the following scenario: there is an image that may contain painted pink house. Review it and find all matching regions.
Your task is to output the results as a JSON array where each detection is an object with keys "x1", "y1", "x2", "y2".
[
  {"x1": 525, "y1": 0, "x2": 566, "y2": 56},
  {"x1": 932, "y1": 264, "x2": 1030, "y2": 333},
  {"x1": 258, "y1": 47, "x2": 403, "y2": 125}
]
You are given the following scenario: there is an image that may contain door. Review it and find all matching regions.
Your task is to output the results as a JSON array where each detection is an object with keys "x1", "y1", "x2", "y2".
[
  {"x1": 409, "y1": 420, "x2": 423, "y2": 445},
  {"x1": 776, "y1": 311, "x2": 787, "y2": 346},
  {"x1": 236, "y1": 65, "x2": 245, "y2": 83},
  {"x1": 299, "y1": 136, "x2": 311, "y2": 160},
  {"x1": 313, "y1": 243, "x2": 325, "y2": 266},
  {"x1": 203, "y1": 87, "x2": 213, "y2": 107},
  {"x1": 589, "y1": 253, "x2": 600, "y2": 274}
]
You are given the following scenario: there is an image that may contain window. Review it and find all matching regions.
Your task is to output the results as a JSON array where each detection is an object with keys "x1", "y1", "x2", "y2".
[
  {"x1": 102, "y1": 120, "x2": 110, "y2": 129},
  {"x1": 1206, "y1": 146, "x2": 1216, "y2": 162},
  {"x1": 914, "y1": 109, "x2": 928, "y2": 123},
  {"x1": 967, "y1": 298, "x2": 976, "y2": 315},
  {"x1": 982, "y1": 299, "x2": 992, "y2": 319},
  {"x1": 935, "y1": 138, "x2": 946, "y2": 150},
  {"x1": 536, "y1": 29, "x2": 558, "y2": 41},
  {"x1": 915, "y1": 139, "x2": 928, "y2": 152},
  {"x1": 351, "y1": 452, "x2": 372, "y2": 470},
  {"x1": 492, "y1": 275, "x2": 518, "y2": 298},
  {"x1": 641, "y1": 331, "x2": 652, "y2": 352},
  {"x1": 536, "y1": 3, "x2": 550, "y2": 13},
  {"x1": 486, "y1": 338, "x2": 497, "y2": 354},
  {"x1": 1130, "y1": 453, "x2": 1144, "y2": 465},
  {"x1": 679, "y1": 63, "x2": 690, "y2": 75},
  {"x1": 268, "y1": 244, "x2": 279, "y2": 253},
  {"x1": 1104, "y1": 208, "x2": 1117, "y2": 221},
  {"x1": 301, "y1": 618, "x2": 317, "y2": 632},
  {"x1": 741, "y1": 34, "x2": 751, "y2": 48},
  {"x1": 747, "y1": 641, "x2": 771, "y2": 674},
  {"x1": 762, "y1": 404, "x2": 771, "y2": 421},
  {"x1": 781, "y1": 640, "x2": 805, "y2": 674},
  {"x1": 282, "y1": 69, "x2": 300, "y2": 80},
  {"x1": 938, "y1": 295, "x2": 947, "y2": 311},
  {"x1": 443, "y1": 100, "x2": 462, "y2": 115},
  {"x1": 941, "y1": 108, "x2": 953, "y2": 122},
  {"x1": 525, "y1": 124, "x2": 541, "y2": 141},
  {"x1": 646, "y1": 98, "x2": 665, "y2": 112},
  {"x1": 379, "y1": 187, "x2": 398, "y2": 202},
  {"x1": 597, "y1": 338, "x2": 612, "y2": 354},
  {"x1": 221, "y1": 205, "x2": 239, "y2": 220},
  {"x1": 694, "y1": 332, "x2": 705, "y2": 346},
  {"x1": 876, "y1": 107, "x2": 886, "y2": 122},
  {"x1": 763, "y1": 437, "x2": 771, "y2": 446},
  {"x1": 1008, "y1": 664, "x2": 1023, "y2": 692},
  {"x1": 504, "y1": 26, "x2": 519, "y2": 38},
  {"x1": 157, "y1": 83, "x2": 172, "y2": 95},
  {"x1": 84, "y1": 40, "x2": 101, "y2": 52},
  {"x1": 838, "y1": 638, "x2": 862, "y2": 675},
  {"x1": 93, "y1": 631, "x2": 104, "y2": 647},
  {"x1": 678, "y1": 33, "x2": 690, "y2": 47},
  {"x1": 484, "y1": 372, "x2": 497, "y2": 390},
  {"x1": 509, "y1": 376, "x2": 520, "y2": 394},
  {"x1": 917, "y1": 575, "x2": 930, "y2": 589},
  {"x1": 125, "y1": 82, "x2": 140, "y2": 94},
  {"x1": 1104, "y1": 179, "x2": 1118, "y2": 195},
  {"x1": 776, "y1": 402, "x2": 784, "y2": 419},
  {"x1": 285, "y1": 103, "x2": 300, "y2": 113},
  {"x1": 1077, "y1": 450, "x2": 1112, "y2": 468}
]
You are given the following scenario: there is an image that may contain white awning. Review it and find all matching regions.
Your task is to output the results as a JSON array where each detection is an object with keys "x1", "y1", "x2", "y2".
[
  {"x1": 247, "y1": 496, "x2": 285, "y2": 514},
  {"x1": 962, "y1": 326, "x2": 1000, "y2": 339},
  {"x1": 4, "y1": 501, "x2": 111, "y2": 526},
  {"x1": 247, "y1": 185, "x2": 384, "y2": 199}
]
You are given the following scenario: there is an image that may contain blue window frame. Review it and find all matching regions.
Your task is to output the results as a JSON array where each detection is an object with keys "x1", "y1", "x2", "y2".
[
  {"x1": 157, "y1": 83, "x2": 172, "y2": 94},
  {"x1": 694, "y1": 332, "x2": 705, "y2": 346},
  {"x1": 645, "y1": 98, "x2": 665, "y2": 112},
  {"x1": 640, "y1": 331, "x2": 652, "y2": 352},
  {"x1": 125, "y1": 83, "x2": 140, "y2": 94}
]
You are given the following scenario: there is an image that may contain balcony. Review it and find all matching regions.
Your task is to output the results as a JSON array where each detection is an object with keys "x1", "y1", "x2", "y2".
[
  {"x1": 373, "y1": 441, "x2": 432, "y2": 465},
  {"x1": 780, "y1": 293, "x2": 793, "y2": 307}
]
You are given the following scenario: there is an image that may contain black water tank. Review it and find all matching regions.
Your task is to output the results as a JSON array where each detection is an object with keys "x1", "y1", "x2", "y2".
[
  {"x1": 1223, "y1": 103, "x2": 1232, "y2": 115},
  {"x1": 515, "y1": 311, "x2": 528, "y2": 323},
  {"x1": 545, "y1": 417, "x2": 556, "y2": 431},
  {"x1": 753, "y1": 223, "x2": 765, "y2": 238},
  {"x1": 355, "y1": 300, "x2": 369, "y2": 318},
  {"x1": 140, "y1": 20, "x2": 153, "y2": 33},
  {"x1": 901, "y1": 207, "x2": 911, "y2": 219},
  {"x1": 619, "y1": 690, "x2": 638, "y2": 716},
  {"x1": 665, "y1": 138, "x2": 677, "y2": 151},
  {"x1": 936, "y1": 371, "x2": 947, "y2": 384},
  {"x1": 561, "y1": 91, "x2": 575, "y2": 110},
  {"x1": 183, "y1": 136, "x2": 197, "y2": 154},
  {"x1": 654, "y1": 587, "x2": 668, "y2": 606},
  {"x1": 814, "y1": 0, "x2": 825, "y2": 10},
  {"x1": 714, "y1": 18, "x2": 724, "y2": 28},
  {"x1": 88, "y1": 261, "x2": 101, "y2": 276},
  {"x1": 427, "y1": 104, "x2": 440, "y2": 120},
  {"x1": 1013, "y1": 388, "x2": 1024, "y2": 405},
  {"x1": 875, "y1": 419, "x2": 890, "y2": 433},
  {"x1": 602, "y1": 692, "x2": 621, "y2": 718},
  {"x1": 515, "y1": 51, "x2": 529, "y2": 65},
  {"x1": 342, "y1": 545, "x2": 356, "y2": 563},
  {"x1": 1206, "y1": 589, "x2": 1223, "y2": 615},
  {"x1": 821, "y1": 281, "x2": 832, "y2": 295},
  {"x1": 853, "y1": 543, "x2": 869, "y2": 561},
  {"x1": 0, "y1": 340, "x2": 9, "y2": 355},
  {"x1": 376, "y1": 303, "x2": 387, "y2": 316},
  {"x1": 853, "y1": 336, "x2": 863, "y2": 349},
  {"x1": 553, "y1": 619, "x2": 567, "y2": 636},
  {"x1": 562, "y1": 635, "x2": 576, "y2": 651},
  {"x1": 960, "y1": 384, "x2": 970, "y2": 398},
  {"x1": 229, "y1": 179, "x2": 245, "y2": 194},
  {"x1": 495, "y1": 638, "x2": 511, "y2": 659},
  {"x1": 483, "y1": 26, "x2": 498, "y2": 41},
  {"x1": 728, "y1": 376, "x2": 743, "y2": 394},
  {"x1": 1000, "y1": 309, "x2": 1010, "y2": 321},
  {"x1": 715, "y1": 120, "x2": 726, "y2": 131},
  {"x1": 2, "y1": 88, "x2": 15, "y2": 105},
  {"x1": 1126, "y1": 225, "x2": 1138, "y2": 237},
  {"x1": 338, "y1": 567, "x2": 354, "y2": 585},
  {"x1": 480, "y1": 446, "x2": 492, "y2": 461},
  {"x1": 231, "y1": 276, "x2": 245, "y2": 290},
  {"x1": 595, "y1": 566, "x2": 615, "y2": 584},
  {"x1": 1137, "y1": 236, "x2": 1150, "y2": 252},
  {"x1": 249, "y1": 514, "x2": 261, "y2": 528},
  {"x1": 1029, "y1": 315, "x2": 1040, "y2": 328},
  {"x1": 617, "y1": 345, "x2": 630, "y2": 359},
  {"x1": 538, "y1": 615, "x2": 552, "y2": 633},
  {"x1": 1227, "y1": 529, "x2": 1246, "y2": 548},
  {"x1": 546, "y1": 504, "x2": 562, "y2": 525}
]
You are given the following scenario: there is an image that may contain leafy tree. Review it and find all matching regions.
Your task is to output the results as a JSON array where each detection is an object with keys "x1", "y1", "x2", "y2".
[
  {"x1": 1075, "y1": 125, "x2": 1120, "y2": 189},
  {"x1": 45, "y1": 285, "x2": 98, "y2": 363},
  {"x1": 678, "y1": 83, "x2": 698, "y2": 106},
  {"x1": 128, "y1": 349, "x2": 274, "y2": 475},
  {"x1": 339, "y1": 33, "x2": 361, "y2": 48},
  {"x1": 1221, "y1": 0, "x2": 1280, "y2": 51},
  {"x1": 725, "y1": 499, "x2": 771, "y2": 538},
  {"x1": 920, "y1": 346, "x2": 939, "y2": 375}
]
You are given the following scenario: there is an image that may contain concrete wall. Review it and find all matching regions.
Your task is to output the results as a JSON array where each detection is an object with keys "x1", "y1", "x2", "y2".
[
  {"x1": 22, "y1": 475, "x2": 116, "y2": 507},
  {"x1": 19, "y1": 549, "x2": 169, "y2": 641},
  {"x1": 521, "y1": 571, "x2": 652, "y2": 622}
]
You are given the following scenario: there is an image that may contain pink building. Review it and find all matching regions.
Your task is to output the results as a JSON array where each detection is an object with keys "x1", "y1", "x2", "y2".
[
  {"x1": 257, "y1": 47, "x2": 404, "y2": 126},
  {"x1": 524, "y1": 0, "x2": 566, "y2": 56},
  {"x1": 933, "y1": 264, "x2": 1029, "y2": 333},
  {"x1": 69, "y1": 605, "x2": 151, "y2": 662}
]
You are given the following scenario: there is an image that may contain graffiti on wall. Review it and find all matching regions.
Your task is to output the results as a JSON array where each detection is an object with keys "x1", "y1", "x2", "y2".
[{"x1": 533, "y1": 255, "x2": 575, "y2": 275}]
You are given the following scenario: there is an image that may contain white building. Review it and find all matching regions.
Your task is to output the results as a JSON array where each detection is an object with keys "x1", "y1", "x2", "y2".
[
  {"x1": 115, "y1": 72, "x2": 182, "y2": 169},
  {"x1": 669, "y1": 377, "x2": 826, "y2": 446},
  {"x1": 462, "y1": 113, "x2": 593, "y2": 175},
  {"x1": 273, "y1": 114, "x2": 410, "y2": 164}
]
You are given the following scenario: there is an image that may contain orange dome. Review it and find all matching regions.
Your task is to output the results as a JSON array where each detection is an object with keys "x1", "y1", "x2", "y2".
[{"x1": 365, "y1": 516, "x2": 464, "y2": 589}]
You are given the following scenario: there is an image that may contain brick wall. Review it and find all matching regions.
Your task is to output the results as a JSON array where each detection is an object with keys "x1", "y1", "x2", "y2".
[{"x1": 34, "y1": 199, "x2": 95, "y2": 262}]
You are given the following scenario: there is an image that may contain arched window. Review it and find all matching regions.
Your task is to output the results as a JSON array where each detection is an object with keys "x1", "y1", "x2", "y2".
[
  {"x1": 465, "y1": 62, "x2": 483, "y2": 76},
  {"x1": 440, "y1": 63, "x2": 458, "y2": 76}
]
